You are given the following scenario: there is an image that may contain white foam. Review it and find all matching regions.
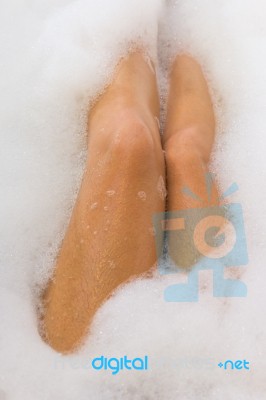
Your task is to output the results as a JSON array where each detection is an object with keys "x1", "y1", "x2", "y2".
[{"x1": 1, "y1": 0, "x2": 266, "y2": 398}]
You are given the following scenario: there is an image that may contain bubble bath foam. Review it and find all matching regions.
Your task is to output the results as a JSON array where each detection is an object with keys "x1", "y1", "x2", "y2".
[{"x1": 0, "y1": 0, "x2": 266, "y2": 399}]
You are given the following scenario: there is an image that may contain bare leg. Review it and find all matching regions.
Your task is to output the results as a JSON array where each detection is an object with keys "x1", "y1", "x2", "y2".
[
  {"x1": 42, "y1": 52, "x2": 165, "y2": 353},
  {"x1": 164, "y1": 55, "x2": 220, "y2": 267}
]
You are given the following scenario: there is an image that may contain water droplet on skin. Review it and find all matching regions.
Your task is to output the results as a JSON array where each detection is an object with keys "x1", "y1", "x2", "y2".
[
  {"x1": 146, "y1": 55, "x2": 155, "y2": 75},
  {"x1": 157, "y1": 176, "x2": 167, "y2": 200},
  {"x1": 108, "y1": 260, "x2": 116, "y2": 269},
  {"x1": 80, "y1": 239, "x2": 85, "y2": 244},
  {"x1": 97, "y1": 157, "x2": 107, "y2": 170},
  {"x1": 138, "y1": 191, "x2": 147, "y2": 201},
  {"x1": 114, "y1": 132, "x2": 121, "y2": 144},
  {"x1": 106, "y1": 190, "x2": 116, "y2": 197},
  {"x1": 104, "y1": 206, "x2": 108, "y2": 211},
  {"x1": 86, "y1": 225, "x2": 90, "y2": 229},
  {"x1": 90, "y1": 202, "x2": 98, "y2": 210},
  {"x1": 155, "y1": 116, "x2": 160, "y2": 130},
  {"x1": 93, "y1": 231, "x2": 97, "y2": 235}
]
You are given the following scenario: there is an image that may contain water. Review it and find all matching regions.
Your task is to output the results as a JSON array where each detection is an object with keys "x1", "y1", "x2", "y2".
[
  {"x1": 137, "y1": 191, "x2": 147, "y2": 201},
  {"x1": 1, "y1": 0, "x2": 266, "y2": 398}
]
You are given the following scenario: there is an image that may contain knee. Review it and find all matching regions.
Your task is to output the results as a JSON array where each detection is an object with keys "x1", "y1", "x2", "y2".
[
  {"x1": 99, "y1": 110, "x2": 163, "y2": 170},
  {"x1": 112, "y1": 115, "x2": 153, "y2": 155},
  {"x1": 164, "y1": 125, "x2": 211, "y2": 167}
]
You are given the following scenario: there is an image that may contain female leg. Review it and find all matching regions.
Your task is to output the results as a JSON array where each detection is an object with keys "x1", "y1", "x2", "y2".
[
  {"x1": 164, "y1": 55, "x2": 220, "y2": 267},
  {"x1": 42, "y1": 51, "x2": 165, "y2": 353}
]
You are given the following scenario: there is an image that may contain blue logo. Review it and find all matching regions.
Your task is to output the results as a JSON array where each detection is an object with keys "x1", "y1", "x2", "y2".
[
  {"x1": 218, "y1": 359, "x2": 250, "y2": 370},
  {"x1": 91, "y1": 355, "x2": 148, "y2": 375},
  {"x1": 153, "y1": 176, "x2": 248, "y2": 302}
]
